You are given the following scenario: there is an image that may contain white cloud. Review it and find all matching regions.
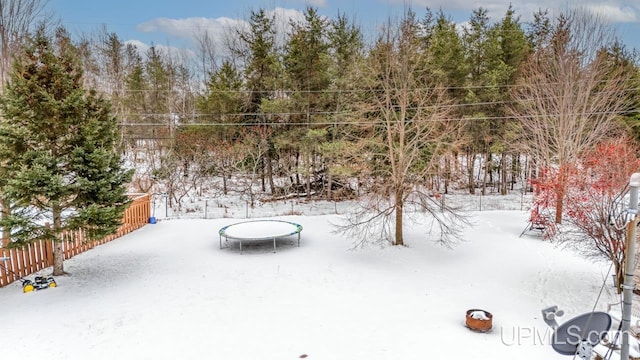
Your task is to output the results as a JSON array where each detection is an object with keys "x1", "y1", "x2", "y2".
[
  {"x1": 267, "y1": 7, "x2": 306, "y2": 35},
  {"x1": 291, "y1": 0, "x2": 327, "y2": 6},
  {"x1": 125, "y1": 39, "x2": 149, "y2": 53},
  {"x1": 380, "y1": 0, "x2": 639, "y2": 24},
  {"x1": 585, "y1": 4, "x2": 638, "y2": 23},
  {"x1": 124, "y1": 39, "x2": 195, "y2": 60},
  {"x1": 125, "y1": 7, "x2": 307, "y2": 73},
  {"x1": 133, "y1": 16, "x2": 247, "y2": 63},
  {"x1": 455, "y1": 21, "x2": 469, "y2": 36},
  {"x1": 136, "y1": 16, "x2": 245, "y2": 40},
  {"x1": 381, "y1": 0, "x2": 506, "y2": 12},
  {"x1": 133, "y1": 8, "x2": 307, "y2": 51}
]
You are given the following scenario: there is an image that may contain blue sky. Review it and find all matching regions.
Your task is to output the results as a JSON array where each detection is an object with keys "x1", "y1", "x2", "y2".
[{"x1": 50, "y1": 0, "x2": 640, "y2": 52}]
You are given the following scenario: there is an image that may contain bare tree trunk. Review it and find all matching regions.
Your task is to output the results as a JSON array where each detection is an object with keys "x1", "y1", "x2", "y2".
[
  {"x1": 500, "y1": 152, "x2": 508, "y2": 195},
  {"x1": 395, "y1": 188, "x2": 404, "y2": 246},
  {"x1": 295, "y1": 152, "x2": 301, "y2": 196},
  {"x1": 482, "y1": 150, "x2": 490, "y2": 195},
  {"x1": 52, "y1": 203, "x2": 64, "y2": 276},
  {"x1": 467, "y1": 153, "x2": 476, "y2": 195},
  {"x1": 555, "y1": 167, "x2": 567, "y2": 224},
  {"x1": 511, "y1": 153, "x2": 519, "y2": 191},
  {"x1": 265, "y1": 151, "x2": 274, "y2": 195},
  {"x1": 306, "y1": 154, "x2": 311, "y2": 196},
  {"x1": 1, "y1": 198, "x2": 9, "y2": 246},
  {"x1": 554, "y1": 195, "x2": 564, "y2": 224},
  {"x1": 260, "y1": 157, "x2": 266, "y2": 192},
  {"x1": 326, "y1": 162, "x2": 333, "y2": 200},
  {"x1": 222, "y1": 171, "x2": 228, "y2": 195},
  {"x1": 444, "y1": 156, "x2": 450, "y2": 194}
]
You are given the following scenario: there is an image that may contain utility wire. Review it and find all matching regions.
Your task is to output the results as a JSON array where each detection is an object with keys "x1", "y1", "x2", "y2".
[
  {"x1": 108, "y1": 80, "x2": 640, "y2": 93},
  {"x1": 115, "y1": 108, "x2": 640, "y2": 127}
]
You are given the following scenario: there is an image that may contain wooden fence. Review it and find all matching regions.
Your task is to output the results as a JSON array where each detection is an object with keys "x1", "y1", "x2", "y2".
[{"x1": 0, "y1": 193, "x2": 151, "y2": 287}]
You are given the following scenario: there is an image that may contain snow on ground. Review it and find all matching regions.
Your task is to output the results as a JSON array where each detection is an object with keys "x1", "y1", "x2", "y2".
[
  {"x1": 0, "y1": 210, "x2": 620, "y2": 360},
  {"x1": 151, "y1": 190, "x2": 533, "y2": 220}
]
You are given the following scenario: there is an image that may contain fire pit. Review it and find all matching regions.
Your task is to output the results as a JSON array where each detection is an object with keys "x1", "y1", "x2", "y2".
[{"x1": 466, "y1": 309, "x2": 493, "y2": 332}]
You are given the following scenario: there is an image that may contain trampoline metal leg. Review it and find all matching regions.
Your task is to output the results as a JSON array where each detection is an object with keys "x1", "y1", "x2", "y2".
[{"x1": 273, "y1": 237, "x2": 276, "y2": 253}]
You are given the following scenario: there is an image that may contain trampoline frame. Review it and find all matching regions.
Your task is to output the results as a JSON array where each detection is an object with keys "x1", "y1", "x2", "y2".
[{"x1": 218, "y1": 220, "x2": 303, "y2": 253}]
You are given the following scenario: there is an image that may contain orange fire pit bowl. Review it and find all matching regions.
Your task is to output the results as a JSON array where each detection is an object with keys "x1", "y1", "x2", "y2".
[{"x1": 465, "y1": 309, "x2": 493, "y2": 332}]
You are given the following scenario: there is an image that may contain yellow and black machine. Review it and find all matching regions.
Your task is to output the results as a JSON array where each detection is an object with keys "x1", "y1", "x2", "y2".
[{"x1": 0, "y1": 257, "x2": 56, "y2": 293}]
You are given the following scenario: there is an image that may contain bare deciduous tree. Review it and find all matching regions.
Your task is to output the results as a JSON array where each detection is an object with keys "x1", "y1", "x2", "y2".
[
  {"x1": 194, "y1": 29, "x2": 216, "y2": 72},
  {"x1": 336, "y1": 12, "x2": 469, "y2": 247},
  {"x1": 235, "y1": 129, "x2": 268, "y2": 208},
  {"x1": 556, "y1": 135, "x2": 640, "y2": 293},
  {"x1": 510, "y1": 8, "x2": 636, "y2": 224}
]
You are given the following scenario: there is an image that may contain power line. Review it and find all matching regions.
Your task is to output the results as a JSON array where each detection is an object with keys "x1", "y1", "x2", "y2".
[
  {"x1": 114, "y1": 87, "x2": 640, "y2": 119},
  {"x1": 106, "y1": 79, "x2": 640, "y2": 93},
  {"x1": 116, "y1": 108, "x2": 640, "y2": 127},
  {"x1": 112, "y1": 86, "x2": 639, "y2": 117}
]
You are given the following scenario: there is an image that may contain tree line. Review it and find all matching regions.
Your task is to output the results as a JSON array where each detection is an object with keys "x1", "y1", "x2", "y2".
[
  {"x1": 69, "y1": 7, "x2": 638, "y2": 201},
  {"x1": 1, "y1": 2, "x2": 640, "y2": 249}
]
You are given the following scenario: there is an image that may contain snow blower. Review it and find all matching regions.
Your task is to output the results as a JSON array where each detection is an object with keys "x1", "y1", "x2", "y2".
[{"x1": 0, "y1": 257, "x2": 56, "y2": 293}]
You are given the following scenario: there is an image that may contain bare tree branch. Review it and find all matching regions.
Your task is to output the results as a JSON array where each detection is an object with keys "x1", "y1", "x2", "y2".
[
  {"x1": 335, "y1": 12, "x2": 470, "y2": 248},
  {"x1": 0, "y1": 0, "x2": 54, "y2": 89},
  {"x1": 510, "y1": 8, "x2": 636, "y2": 224}
]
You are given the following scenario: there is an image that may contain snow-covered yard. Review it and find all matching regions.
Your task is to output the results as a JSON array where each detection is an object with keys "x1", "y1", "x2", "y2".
[{"x1": 0, "y1": 210, "x2": 619, "y2": 359}]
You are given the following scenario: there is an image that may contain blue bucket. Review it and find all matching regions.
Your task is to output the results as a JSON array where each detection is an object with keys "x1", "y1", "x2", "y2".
[{"x1": 149, "y1": 217, "x2": 157, "y2": 224}]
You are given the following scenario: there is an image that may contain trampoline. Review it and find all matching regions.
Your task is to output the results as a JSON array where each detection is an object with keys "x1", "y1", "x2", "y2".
[{"x1": 219, "y1": 220, "x2": 303, "y2": 253}]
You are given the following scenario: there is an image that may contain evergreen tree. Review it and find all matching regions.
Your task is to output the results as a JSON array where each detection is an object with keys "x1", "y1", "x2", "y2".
[
  {"x1": 422, "y1": 10, "x2": 467, "y2": 99},
  {"x1": 0, "y1": 26, "x2": 133, "y2": 275},
  {"x1": 461, "y1": 7, "x2": 527, "y2": 195},
  {"x1": 192, "y1": 60, "x2": 244, "y2": 192},
  {"x1": 421, "y1": 10, "x2": 467, "y2": 194},
  {"x1": 323, "y1": 12, "x2": 364, "y2": 199},
  {"x1": 237, "y1": 8, "x2": 280, "y2": 116},
  {"x1": 122, "y1": 49, "x2": 147, "y2": 142},
  {"x1": 284, "y1": 6, "x2": 331, "y2": 120},
  {"x1": 460, "y1": 8, "x2": 492, "y2": 194},
  {"x1": 488, "y1": 6, "x2": 528, "y2": 195},
  {"x1": 526, "y1": 9, "x2": 552, "y2": 52},
  {"x1": 145, "y1": 45, "x2": 174, "y2": 136},
  {"x1": 235, "y1": 8, "x2": 282, "y2": 194},
  {"x1": 283, "y1": 6, "x2": 332, "y2": 195}
]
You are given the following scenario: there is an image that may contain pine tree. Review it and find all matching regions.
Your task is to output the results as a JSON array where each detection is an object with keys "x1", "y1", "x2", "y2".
[
  {"x1": 235, "y1": 8, "x2": 282, "y2": 194},
  {"x1": 122, "y1": 49, "x2": 146, "y2": 142},
  {"x1": 284, "y1": 6, "x2": 331, "y2": 119},
  {"x1": 323, "y1": 12, "x2": 364, "y2": 200},
  {"x1": 490, "y1": 7, "x2": 528, "y2": 195},
  {"x1": 283, "y1": 6, "x2": 332, "y2": 196},
  {"x1": 422, "y1": 10, "x2": 467, "y2": 98},
  {"x1": 197, "y1": 60, "x2": 244, "y2": 129},
  {"x1": 0, "y1": 26, "x2": 133, "y2": 275}
]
